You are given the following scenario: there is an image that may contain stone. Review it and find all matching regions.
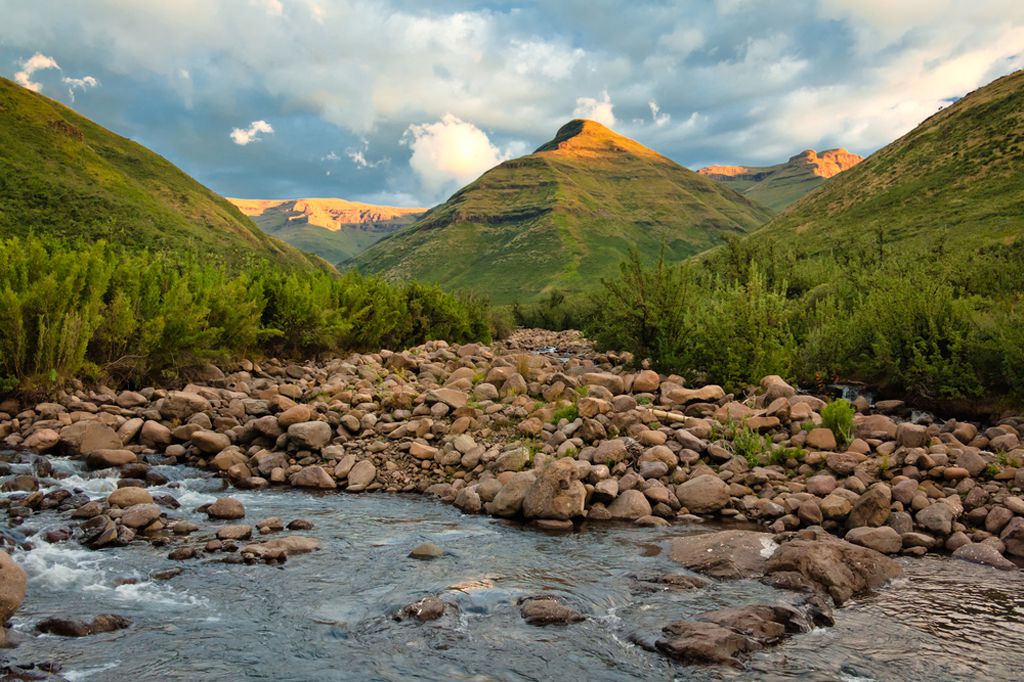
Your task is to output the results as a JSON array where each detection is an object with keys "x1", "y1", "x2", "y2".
[
  {"x1": 916, "y1": 503, "x2": 954, "y2": 535},
  {"x1": 698, "y1": 603, "x2": 815, "y2": 644},
  {"x1": 656, "y1": 621, "x2": 756, "y2": 665},
  {"x1": 409, "y1": 543, "x2": 444, "y2": 559},
  {"x1": 346, "y1": 460, "x2": 377, "y2": 491},
  {"x1": 243, "y1": 536, "x2": 320, "y2": 558},
  {"x1": 207, "y1": 497, "x2": 245, "y2": 520},
  {"x1": 761, "y1": 375, "x2": 796, "y2": 401},
  {"x1": 453, "y1": 487, "x2": 482, "y2": 514},
  {"x1": 190, "y1": 430, "x2": 230, "y2": 454},
  {"x1": 665, "y1": 385, "x2": 725, "y2": 405},
  {"x1": 1000, "y1": 517, "x2": 1024, "y2": 557},
  {"x1": 675, "y1": 474, "x2": 731, "y2": 514},
  {"x1": 487, "y1": 475, "x2": 534, "y2": 517},
  {"x1": 60, "y1": 421, "x2": 122, "y2": 455},
  {"x1": 35, "y1": 614, "x2": 131, "y2": 637},
  {"x1": 592, "y1": 439, "x2": 628, "y2": 466},
  {"x1": 855, "y1": 415, "x2": 898, "y2": 441},
  {"x1": 107, "y1": 487, "x2": 153, "y2": 508},
  {"x1": 287, "y1": 421, "x2": 332, "y2": 450},
  {"x1": 952, "y1": 542, "x2": 1017, "y2": 571},
  {"x1": 409, "y1": 441, "x2": 438, "y2": 460},
  {"x1": 277, "y1": 404, "x2": 312, "y2": 428},
  {"x1": 0, "y1": 550, "x2": 27, "y2": 623},
  {"x1": 669, "y1": 530, "x2": 777, "y2": 579},
  {"x1": 120, "y1": 503, "x2": 161, "y2": 528},
  {"x1": 896, "y1": 423, "x2": 929, "y2": 448},
  {"x1": 806, "y1": 474, "x2": 837, "y2": 497},
  {"x1": 290, "y1": 465, "x2": 337, "y2": 490},
  {"x1": 522, "y1": 459, "x2": 586, "y2": 520},
  {"x1": 25, "y1": 428, "x2": 60, "y2": 452},
  {"x1": 395, "y1": 596, "x2": 448, "y2": 622},
  {"x1": 85, "y1": 449, "x2": 137, "y2": 469},
  {"x1": 519, "y1": 596, "x2": 585, "y2": 626},
  {"x1": 140, "y1": 420, "x2": 173, "y2": 448},
  {"x1": 956, "y1": 449, "x2": 988, "y2": 478},
  {"x1": 632, "y1": 370, "x2": 661, "y2": 393},
  {"x1": 766, "y1": 530, "x2": 902, "y2": 605},
  {"x1": 216, "y1": 524, "x2": 253, "y2": 541},
  {"x1": 607, "y1": 490, "x2": 653, "y2": 520},
  {"x1": 160, "y1": 391, "x2": 211, "y2": 421},
  {"x1": 805, "y1": 428, "x2": 838, "y2": 451},
  {"x1": 846, "y1": 483, "x2": 891, "y2": 528},
  {"x1": 845, "y1": 526, "x2": 902, "y2": 554}
]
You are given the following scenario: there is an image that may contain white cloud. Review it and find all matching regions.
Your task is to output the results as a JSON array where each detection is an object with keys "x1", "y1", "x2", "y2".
[
  {"x1": 62, "y1": 74, "x2": 98, "y2": 101},
  {"x1": 573, "y1": 90, "x2": 616, "y2": 128},
  {"x1": 648, "y1": 100, "x2": 671, "y2": 127},
  {"x1": 230, "y1": 120, "x2": 274, "y2": 145},
  {"x1": 263, "y1": 0, "x2": 283, "y2": 17},
  {"x1": 403, "y1": 114, "x2": 514, "y2": 197},
  {"x1": 14, "y1": 52, "x2": 60, "y2": 92}
]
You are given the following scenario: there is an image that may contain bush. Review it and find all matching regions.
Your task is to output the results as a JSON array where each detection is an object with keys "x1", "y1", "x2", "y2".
[
  {"x1": 821, "y1": 398, "x2": 855, "y2": 446},
  {"x1": 0, "y1": 235, "x2": 492, "y2": 393}
]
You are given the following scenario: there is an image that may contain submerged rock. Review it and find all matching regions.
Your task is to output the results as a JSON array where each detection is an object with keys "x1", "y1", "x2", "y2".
[{"x1": 518, "y1": 596, "x2": 585, "y2": 626}]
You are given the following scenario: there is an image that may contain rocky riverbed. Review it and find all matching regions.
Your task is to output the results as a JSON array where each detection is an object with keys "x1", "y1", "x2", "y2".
[{"x1": 1, "y1": 329, "x2": 1023, "y2": 678}]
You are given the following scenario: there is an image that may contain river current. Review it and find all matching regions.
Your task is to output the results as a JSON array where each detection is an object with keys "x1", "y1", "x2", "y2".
[{"x1": 4, "y1": 455, "x2": 1024, "y2": 681}]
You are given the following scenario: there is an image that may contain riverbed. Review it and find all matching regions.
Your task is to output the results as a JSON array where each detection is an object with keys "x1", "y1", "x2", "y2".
[{"x1": 4, "y1": 456, "x2": 1024, "y2": 681}]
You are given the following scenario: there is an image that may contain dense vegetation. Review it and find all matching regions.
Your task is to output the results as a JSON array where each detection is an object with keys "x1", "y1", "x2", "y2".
[
  {"x1": 0, "y1": 77, "x2": 318, "y2": 269},
  {"x1": 514, "y1": 238, "x2": 1024, "y2": 407},
  {"x1": 0, "y1": 236, "x2": 492, "y2": 393},
  {"x1": 354, "y1": 119, "x2": 770, "y2": 304}
]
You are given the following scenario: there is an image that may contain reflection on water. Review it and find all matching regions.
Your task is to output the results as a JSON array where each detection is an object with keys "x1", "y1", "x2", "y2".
[{"x1": 4, "y1": 456, "x2": 1024, "y2": 681}]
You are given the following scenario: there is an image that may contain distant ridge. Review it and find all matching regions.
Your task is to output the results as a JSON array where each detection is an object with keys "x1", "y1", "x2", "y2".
[
  {"x1": 698, "y1": 148, "x2": 863, "y2": 212},
  {"x1": 352, "y1": 119, "x2": 771, "y2": 303},
  {"x1": 229, "y1": 197, "x2": 424, "y2": 263}
]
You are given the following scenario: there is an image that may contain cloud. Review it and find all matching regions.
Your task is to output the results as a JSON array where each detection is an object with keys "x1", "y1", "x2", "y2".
[
  {"x1": 573, "y1": 90, "x2": 616, "y2": 128},
  {"x1": 14, "y1": 52, "x2": 59, "y2": 92},
  {"x1": 262, "y1": 0, "x2": 283, "y2": 17},
  {"x1": 62, "y1": 74, "x2": 98, "y2": 101},
  {"x1": 403, "y1": 114, "x2": 514, "y2": 197},
  {"x1": 230, "y1": 120, "x2": 274, "y2": 145},
  {"x1": 648, "y1": 100, "x2": 671, "y2": 127}
]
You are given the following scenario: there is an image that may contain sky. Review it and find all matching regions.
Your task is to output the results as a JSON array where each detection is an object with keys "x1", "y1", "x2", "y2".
[{"x1": 2, "y1": 1, "x2": 1023, "y2": 208}]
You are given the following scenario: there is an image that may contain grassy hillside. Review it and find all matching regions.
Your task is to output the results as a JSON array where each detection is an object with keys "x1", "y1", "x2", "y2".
[
  {"x1": 752, "y1": 70, "x2": 1024, "y2": 253},
  {"x1": 0, "y1": 77, "x2": 319, "y2": 269},
  {"x1": 229, "y1": 198, "x2": 423, "y2": 263},
  {"x1": 353, "y1": 119, "x2": 771, "y2": 303},
  {"x1": 698, "y1": 149, "x2": 862, "y2": 213}
]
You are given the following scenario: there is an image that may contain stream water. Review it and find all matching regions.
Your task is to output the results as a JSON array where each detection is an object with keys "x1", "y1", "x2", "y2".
[{"x1": 3, "y1": 455, "x2": 1024, "y2": 681}]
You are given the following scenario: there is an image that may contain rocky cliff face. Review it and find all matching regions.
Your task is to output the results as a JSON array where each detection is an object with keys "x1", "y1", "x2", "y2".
[{"x1": 230, "y1": 198, "x2": 424, "y2": 232}]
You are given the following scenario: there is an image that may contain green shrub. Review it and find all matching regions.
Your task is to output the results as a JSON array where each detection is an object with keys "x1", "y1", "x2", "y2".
[
  {"x1": 821, "y1": 398, "x2": 855, "y2": 446},
  {"x1": 732, "y1": 424, "x2": 770, "y2": 467},
  {"x1": 550, "y1": 403, "x2": 580, "y2": 424}
]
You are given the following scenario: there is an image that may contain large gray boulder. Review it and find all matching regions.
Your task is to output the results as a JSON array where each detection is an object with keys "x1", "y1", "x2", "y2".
[
  {"x1": 675, "y1": 474, "x2": 731, "y2": 514},
  {"x1": 522, "y1": 459, "x2": 586, "y2": 520}
]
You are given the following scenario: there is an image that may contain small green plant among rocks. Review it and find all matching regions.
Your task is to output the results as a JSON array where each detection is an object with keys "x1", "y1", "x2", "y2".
[
  {"x1": 821, "y1": 398, "x2": 855, "y2": 446},
  {"x1": 732, "y1": 424, "x2": 771, "y2": 467},
  {"x1": 550, "y1": 403, "x2": 580, "y2": 425}
]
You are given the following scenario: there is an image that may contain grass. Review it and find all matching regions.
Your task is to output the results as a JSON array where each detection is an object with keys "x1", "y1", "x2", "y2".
[
  {"x1": 0, "y1": 78, "x2": 321, "y2": 270},
  {"x1": 550, "y1": 403, "x2": 580, "y2": 424},
  {"x1": 353, "y1": 119, "x2": 770, "y2": 304}
]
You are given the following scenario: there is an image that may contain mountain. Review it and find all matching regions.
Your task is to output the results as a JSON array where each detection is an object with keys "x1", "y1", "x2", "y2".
[
  {"x1": 698, "y1": 148, "x2": 862, "y2": 212},
  {"x1": 352, "y1": 119, "x2": 771, "y2": 303},
  {"x1": 229, "y1": 197, "x2": 424, "y2": 264},
  {"x1": 750, "y1": 69, "x2": 1024, "y2": 255},
  {"x1": 0, "y1": 77, "x2": 320, "y2": 269}
]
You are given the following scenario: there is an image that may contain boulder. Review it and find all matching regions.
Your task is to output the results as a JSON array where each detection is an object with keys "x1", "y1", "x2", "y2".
[
  {"x1": 896, "y1": 423, "x2": 929, "y2": 448},
  {"x1": 656, "y1": 621, "x2": 756, "y2": 665},
  {"x1": 952, "y1": 542, "x2": 1017, "y2": 571},
  {"x1": 60, "y1": 421, "x2": 123, "y2": 456},
  {"x1": 669, "y1": 530, "x2": 777, "y2": 579},
  {"x1": 519, "y1": 596, "x2": 584, "y2": 626},
  {"x1": 140, "y1": 420, "x2": 173, "y2": 448},
  {"x1": 85, "y1": 449, "x2": 138, "y2": 469},
  {"x1": 119, "y1": 503, "x2": 161, "y2": 528},
  {"x1": 675, "y1": 474, "x2": 731, "y2": 514},
  {"x1": 760, "y1": 375, "x2": 796, "y2": 401},
  {"x1": 846, "y1": 483, "x2": 891, "y2": 529},
  {"x1": 346, "y1": 460, "x2": 377, "y2": 491},
  {"x1": 108, "y1": 487, "x2": 153, "y2": 508},
  {"x1": 207, "y1": 496, "x2": 245, "y2": 520},
  {"x1": 409, "y1": 543, "x2": 444, "y2": 559},
  {"x1": 487, "y1": 474, "x2": 534, "y2": 517},
  {"x1": 632, "y1": 370, "x2": 661, "y2": 393},
  {"x1": 159, "y1": 391, "x2": 211, "y2": 421},
  {"x1": 765, "y1": 530, "x2": 902, "y2": 605},
  {"x1": 592, "y1": 439, "x2": 628, "y2": 466},
  {"x1": 395, "y1": 596, "x2": 448, "y2": 622},
  {"x1": 216, "y1": 524, "x2": 253, "y2": 541},
  {"x1": 242, "y1": 535, "x2": 320, "y2": 558},
  {"x1": 190, "y1": 430, "x2": 230, "y2": 454},
  {"x1": 287, "y1": 421, "x2": 332, "y2": 450},
  {"x1": 35, "y1": 614, "x2": 131, "y2": 637},
  {"x1": 844, "y1": 526, "x2": 902, "y2": 554},
  {"x1": 0, "y1": 550, "x2": 27, "y2": 623},
  {"x1": 916, "y1": 503, "x2": 954, "y2": 535},
  {"x1": 522, "y1": 459, "x2": 586, "y2": 520},
  {"x1": 805, "y1": 428, "x2": 838, "y2": 451},
  {"x1": 606, "y1": 490, "x2": 653, "y2": 520},
  {"x1": 277, "y1": 404, "x2": 312, "y2": 428},
  {"x1": 290, "y1": 465, "x2": 337, "y2": 490}
]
